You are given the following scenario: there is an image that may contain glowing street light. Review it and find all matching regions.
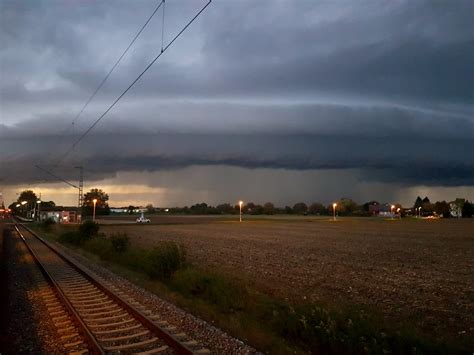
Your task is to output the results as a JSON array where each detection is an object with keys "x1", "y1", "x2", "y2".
[
  {"x1": 418, "y1": 206, "x2": 422, "y2": 218},
  {"x1": 239, "y1": 201, "x2": 243, "y2": 222},
  {"x1": 20, "y1": 200, "x2": 28, "y2": 217},
  {"x1": 391, "y1": 205, "x2": 395, "y2": 218},
  {"x1": 37, "y1": 200, "x2": 42, "y2": 221},
  {"x1": 16, "y1": 204, "x2": 20, "y2": 208},
  {"x1": 332, "y1": 203, "x2": 337, "y2": 221},
  {"x1": 397, "y1": 207, "x2": 401, "y2": 219},
  {"x1": 92, "y1": 199, "x2": 98, "y2": 222}
]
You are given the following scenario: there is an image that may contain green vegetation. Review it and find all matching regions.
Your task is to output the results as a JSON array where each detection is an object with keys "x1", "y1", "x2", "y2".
[
  {"x1": 110, "y1": 232, "x2": 131, "y2": 252},
  {"x1": 40, "y1": 217, "x2": 56, "y2": 231},
  {"x1": 32, "y1": 222, "x2": 470, "y2": 354},
  {"x1": 59, "y1": 220, "x2": 99, "y2": 245}
]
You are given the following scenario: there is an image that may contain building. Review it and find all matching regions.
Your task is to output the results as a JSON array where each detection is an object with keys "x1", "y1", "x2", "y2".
[
  {"x1": 39, "y1": 207, "x2": 81, "y2": 223},
  {"x1": 449, "y1": 201, "x2": 463, "y2": 218},
  {"x1": 369, "y1": 203, "x2": 396, "y2": 217}
]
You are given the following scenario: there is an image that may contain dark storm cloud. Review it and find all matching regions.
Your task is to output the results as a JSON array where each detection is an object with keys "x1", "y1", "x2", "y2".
[
  {"x1": 1, "y1": 0, "x2": 473, "y2": 195},
  {"x1": 2, "y1": 113, "x2": 473, "y2": 187}
]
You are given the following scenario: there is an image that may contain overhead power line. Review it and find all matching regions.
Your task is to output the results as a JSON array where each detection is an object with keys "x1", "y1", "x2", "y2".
[
  {"x1": 55, "y1": 0, "x2": 212, "y2": 166},
  {"x1": 52, "y1": 0, "x2": 165, "y2": 162},
  {"x1": 35, "y1": 165, "x2": 78, "y2": 189}
]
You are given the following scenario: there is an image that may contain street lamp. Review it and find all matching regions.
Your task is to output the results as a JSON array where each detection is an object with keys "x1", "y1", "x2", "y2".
[
  {"x1": 21, "y1": 200, "x2": 27, "y2": 217},
  {"x1": 92, "y1": 199, "x2": 98, "y2": 222},
  {"x1": 37, "y1": 200, "x2": 42, "y2": 221},
  {"x1": 332, "y1": 203, "x2": 337, "y2": 221},
  {"x1": 397, "y1": 207, "x2": 401, "y2": 219},
  {"x1": 418, "y1": 206, "x2": 422, "y2": 218},
  {"x1": 391, "y1": 205, "x2": 395, "y2": 218},
  {"x1": 239, "y1": 201, "x2": 243, "y2": 222}
]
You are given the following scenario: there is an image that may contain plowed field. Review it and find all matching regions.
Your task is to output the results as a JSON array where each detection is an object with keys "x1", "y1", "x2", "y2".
[{"x1": 101, "y1": 217, "x2": 474, "y2": 342}]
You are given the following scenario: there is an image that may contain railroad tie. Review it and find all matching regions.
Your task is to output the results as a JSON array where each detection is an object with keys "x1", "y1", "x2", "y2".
[
  {"x1": 102, "y1": 337, "x2": 159, "y2": 352},
  {"x1": 134, "y1": 345, "x2": 169, "y2": 354}
]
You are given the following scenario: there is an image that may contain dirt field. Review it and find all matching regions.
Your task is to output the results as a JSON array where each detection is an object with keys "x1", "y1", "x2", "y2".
[{"x1": 101, "y1": 217, "x2": 474, "y2": 341}]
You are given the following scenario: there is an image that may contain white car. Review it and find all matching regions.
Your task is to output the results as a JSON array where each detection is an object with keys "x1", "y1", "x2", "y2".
[{"x1": 136, "y1": 213, "x2": 150, "y2": 223}]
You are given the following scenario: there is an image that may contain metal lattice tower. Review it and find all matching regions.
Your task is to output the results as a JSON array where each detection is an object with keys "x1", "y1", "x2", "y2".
[{"x1": 75, "y1": 166, "x2": 83, "y2": 222}]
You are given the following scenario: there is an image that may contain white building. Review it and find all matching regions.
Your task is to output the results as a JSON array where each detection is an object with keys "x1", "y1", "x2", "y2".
[{"x1": 449, "y1": 202, "x2": 462, "y2": 218}]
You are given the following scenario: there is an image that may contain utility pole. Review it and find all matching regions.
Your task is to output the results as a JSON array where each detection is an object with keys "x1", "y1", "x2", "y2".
[{"x1": 75, "y1": 166, "x2": 83, "y2": 223}]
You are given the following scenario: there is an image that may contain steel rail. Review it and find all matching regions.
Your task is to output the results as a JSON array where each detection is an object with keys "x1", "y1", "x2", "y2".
[{"x1": 14, "y1": 223, "x2": 103, "y2": 354}]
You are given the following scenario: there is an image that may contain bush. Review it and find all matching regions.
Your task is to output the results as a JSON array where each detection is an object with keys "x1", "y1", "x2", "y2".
[
  {"x1": 84, "y1": 236, "x2": 114, "y2": 259},
  {"x1": 59, "y1": 231, "x2": 82, "y2": 245},
  {"x1": 143, "y1": 242, "x2": 186, "y2": 280},
  {"x1": 41, "y1": 218, "x2": 56, "y2": 231},
  {"x1": 110, "y1": 233, "x2": 130, "y2": 253},
  {"x1": 171, "y1": 268, "x2": 247, "y2": 312},
  {"x1": 78, "y1": 220, "x2": 99, "y2": 242}
]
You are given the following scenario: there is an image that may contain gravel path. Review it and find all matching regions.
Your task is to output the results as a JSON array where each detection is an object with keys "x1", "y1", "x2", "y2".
[{"x1": 0, "y1": 223, "x2": 66, "y2": 353}]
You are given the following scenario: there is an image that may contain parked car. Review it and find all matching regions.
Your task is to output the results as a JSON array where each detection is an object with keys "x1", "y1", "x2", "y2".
[{"x1": 136, "y1": 212, "x2": 150, "y2": 223}]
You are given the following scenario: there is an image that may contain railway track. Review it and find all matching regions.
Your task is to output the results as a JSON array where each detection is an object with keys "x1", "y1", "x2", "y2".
[{"x1": 14, "y1": 222, "x2": 209, "y2": 354}]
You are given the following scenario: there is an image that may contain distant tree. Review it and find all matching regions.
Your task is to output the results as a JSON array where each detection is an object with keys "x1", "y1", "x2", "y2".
[
  {"x1": 422, "y1": 196, "x2": 431, "y2": 204},
  {"x1": 146, "y1": 204, "x2": 155, "y2": 214},
  {"x1": 413, "y1": 196, "x2": 423, "y2": 209},
  {"x1": 293, "y1": 202, "x2": 308, "y2": 215},
  {"x1": 216, "y1": 203, "x2": 234, "y2": 214},
  {"x1": 17, "y1": 190, "x2": 38, "y2": 204},
  {"x1": 421, "y1": 201, "x2": 434, "y2": 215},
  {"x1": 434, "y1": 201, "x2": 450, "y2": 218},
  {"x1": 284, "y1": 206, "x2": 293, "y2": 214},
  {"x1": 83, "y1": 188, "x2": 110, "y2": 216},
  {"x1": 309, "y1": 202, "x2": 326, "y2": 215},
  {"x1": 245, "y1": 202, "x2": 256, "y2": 214},
  {"x1": 251, "y1": 204, "x2": 264, "y2": 215},
  {"x1": 330, "y1": 198, "x2": 358, "y2": 216},
  {"x1": 41, "y1": 201, "x2": 56, "y2": 209},
  {"x1": 15, "y1": 190, "x2": 39, "y2": 217},
  {"x1": 190, "y1": 203, "x2": 218, "y2": 214},
  {"x1": 263, "y1": 202, "x2": 275, "y2": 215},
  {"x1": 363, "y1": 201, "x2": 379, "y2": 212},
  {"x1": 462, "y1": 201, "x2": 473, "y2": 218},
  {"x1": 128, "y1": 205, "x2": 136, "y2": 214}
]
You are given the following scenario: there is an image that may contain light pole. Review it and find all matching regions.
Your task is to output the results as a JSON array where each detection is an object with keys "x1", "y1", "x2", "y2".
[
  {"x1": 239, "y1": 201, "x2": 243, "y2": 222},
  {"x1": 332, "y1": 203, "x2": 337, "y2": 221},
  {"x1": 92, "y1": 199, "x2": 98, "y2": 222},
  {"x1": 37, "y1": 200, "x2": 42, "y2": 221},
  {"x1": 397, "y1": 207, "x2": 401, "y2": 219},
  {"x1": 391, "y1": 205, "x2": 395, "y2": 219},
  {"x1": 21, "y1": 200, "x2": 27, "y2": 217},
  {"x1": 418, "y1": 206, "x2": 422, "y2": 218}
]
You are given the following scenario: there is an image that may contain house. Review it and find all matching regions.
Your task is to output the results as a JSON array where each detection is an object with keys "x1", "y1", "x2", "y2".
[
  {"x1": 39, "y1": 207, "x2": 81, "y2": 223},
  {"x1": 368, "y1": 203, "x2": 381, "y2": 216},
  {"x1": 368, "y1": 202, "x2": 397, "y2": 217},
  {"x1": 449, "y1": 200, "x2": 463, "y2": 218},
  {"x1": 378, "y1": 204, "x2": 395, "y2": 217}
]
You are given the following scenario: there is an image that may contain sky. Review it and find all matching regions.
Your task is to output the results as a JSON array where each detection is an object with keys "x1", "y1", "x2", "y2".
[{"x1": 1, "y1": 0, "x2": 473, "y2": 208}]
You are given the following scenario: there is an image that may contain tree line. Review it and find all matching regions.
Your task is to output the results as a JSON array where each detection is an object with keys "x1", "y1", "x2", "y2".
[{"x1": 9, "y1": 189, "x2": 474, "y2": 218}]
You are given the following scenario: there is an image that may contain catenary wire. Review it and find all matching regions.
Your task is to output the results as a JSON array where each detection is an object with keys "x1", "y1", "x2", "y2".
[
  {"x1": 54, "y1": 0, "x2": 212, "y2": 166},
  {"x1": 51, "y1": 0, "x2": 165, "y2": 165}
]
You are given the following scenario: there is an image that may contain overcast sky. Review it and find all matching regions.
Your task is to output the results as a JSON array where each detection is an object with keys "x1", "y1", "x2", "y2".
[{"x1": 1, "y1": 0, "x2": 473, "y2": 207}]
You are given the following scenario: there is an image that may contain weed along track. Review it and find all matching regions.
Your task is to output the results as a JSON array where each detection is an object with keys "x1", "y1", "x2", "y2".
[{"x1": 14, "y1": 222, "x2": 210, "y2": 354}]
